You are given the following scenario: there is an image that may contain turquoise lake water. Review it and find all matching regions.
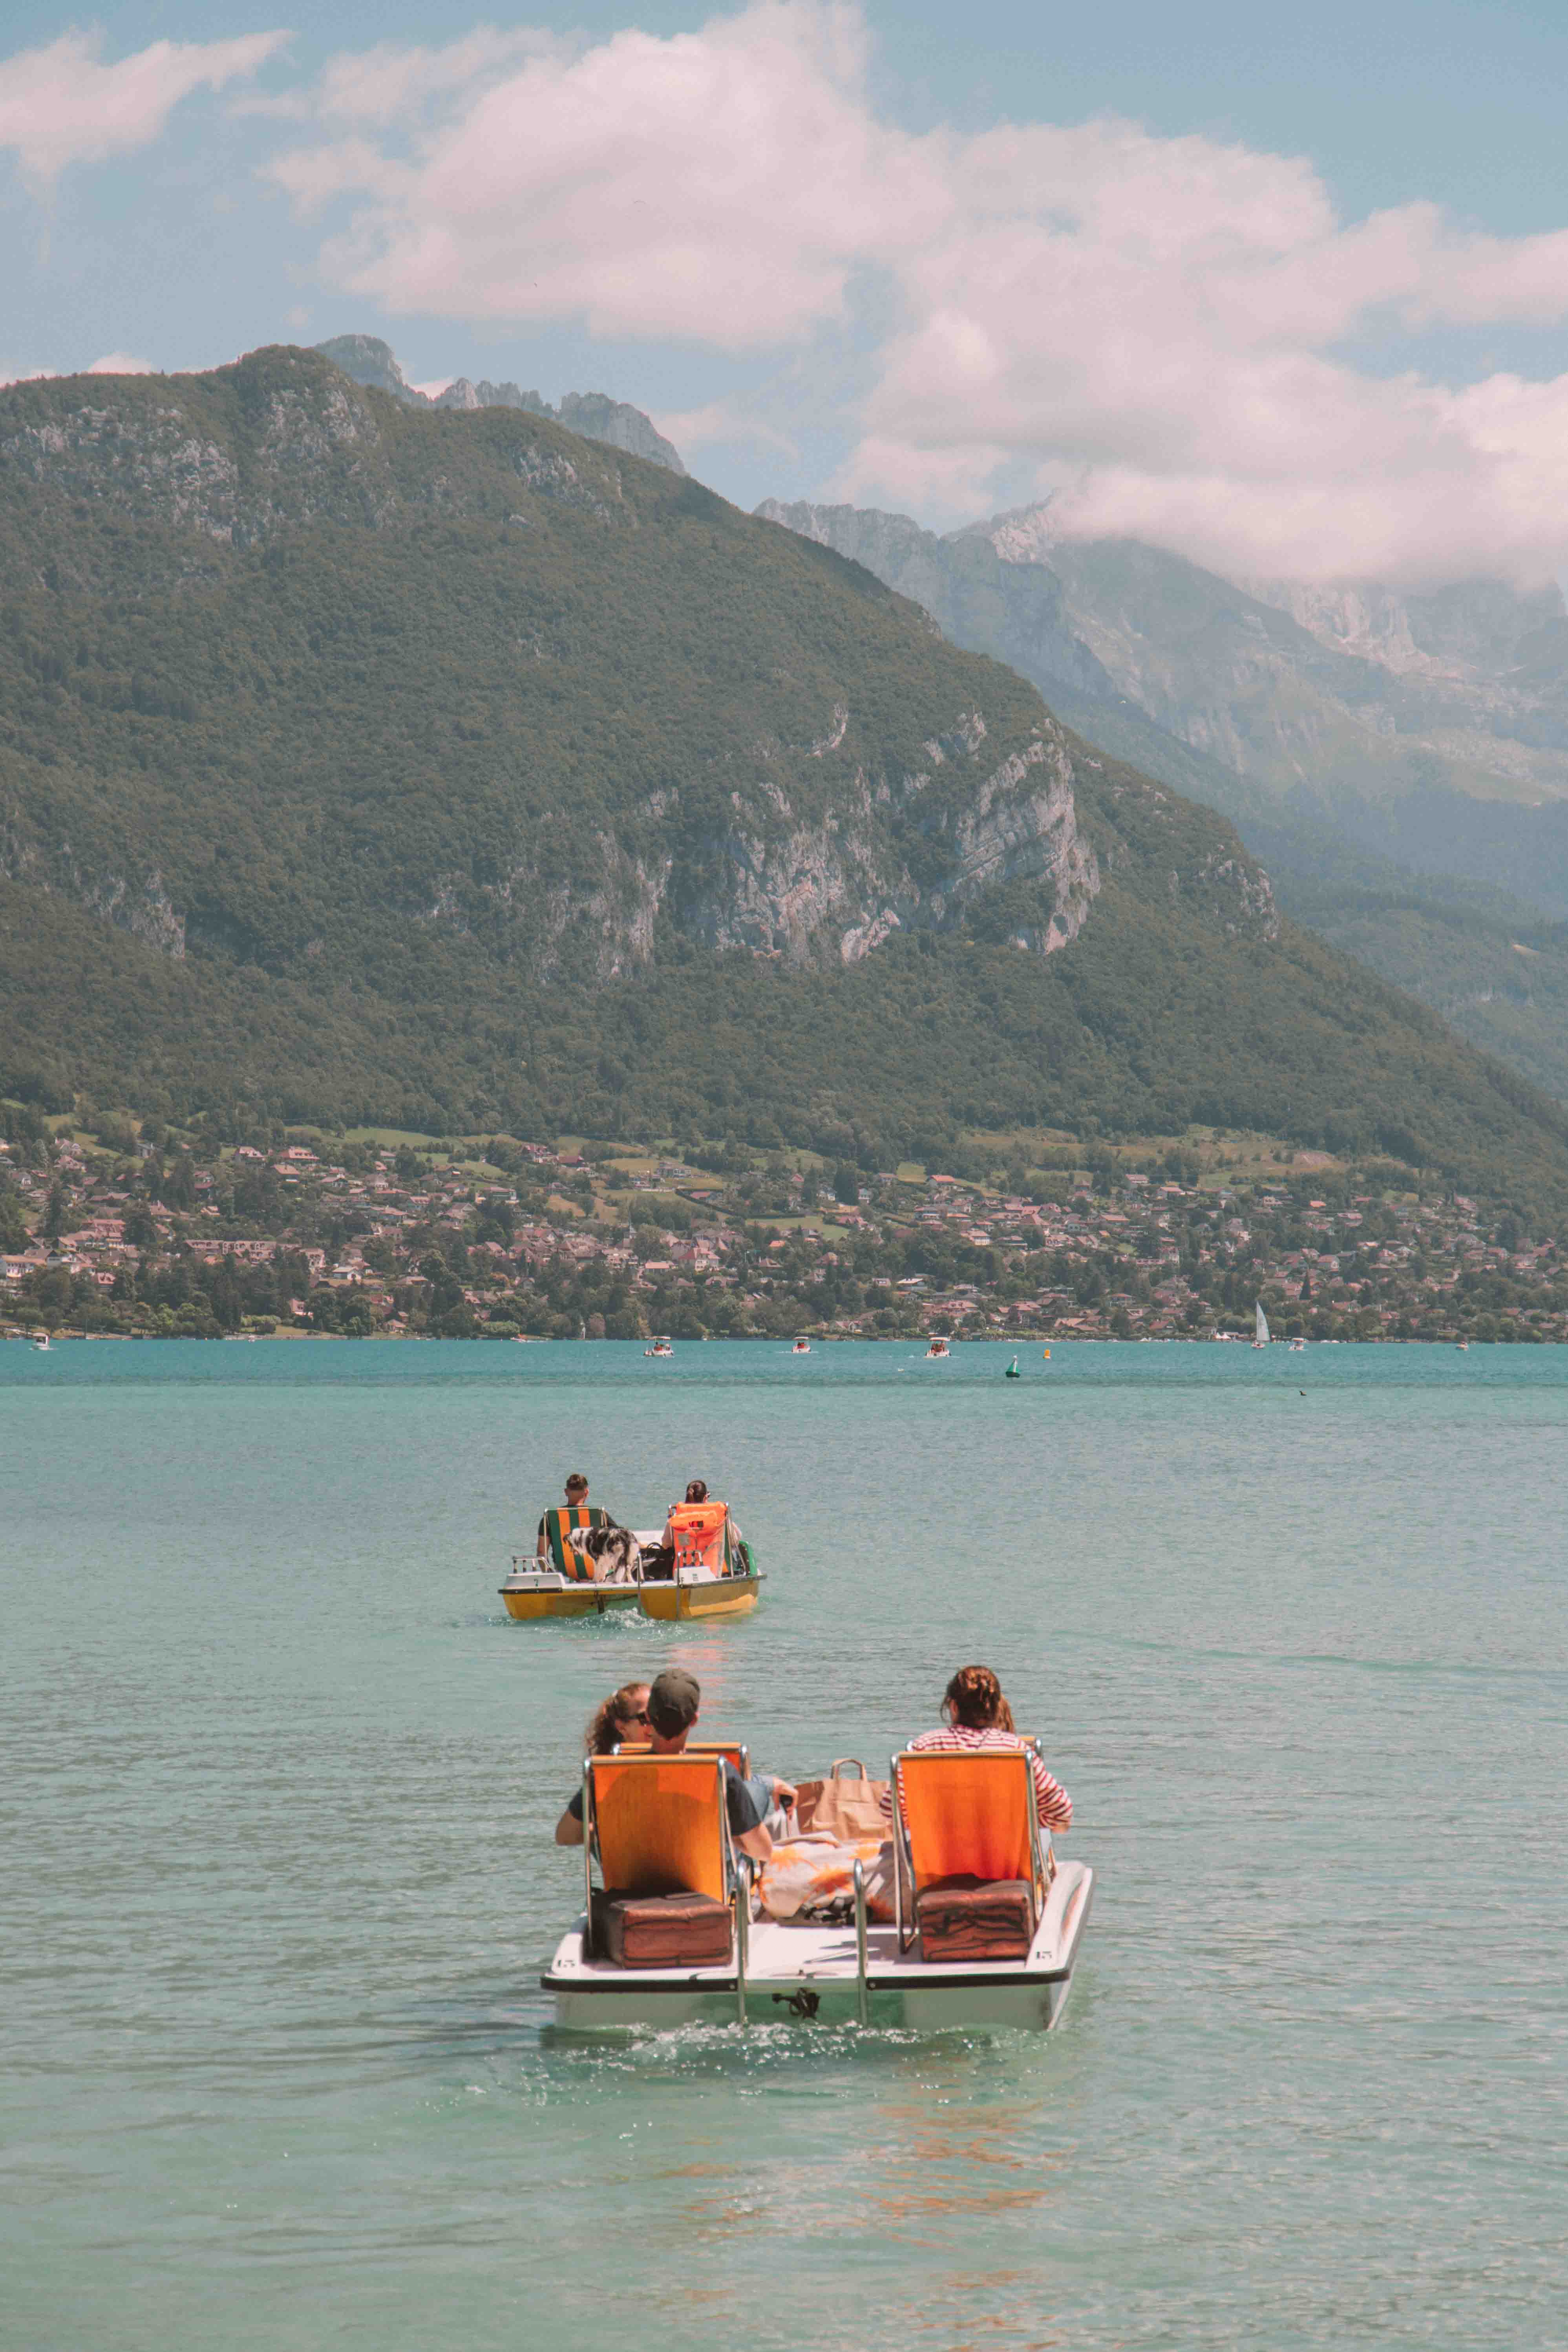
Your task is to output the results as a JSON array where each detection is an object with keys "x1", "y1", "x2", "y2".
[{"x1": 4, "y1": 1338, "x2": 1566, "y2": 2350}]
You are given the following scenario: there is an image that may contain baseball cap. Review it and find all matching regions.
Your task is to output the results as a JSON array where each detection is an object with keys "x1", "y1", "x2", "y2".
[{"x1": 647, "y1": 1667, "x2": 701, "y2": 1736}]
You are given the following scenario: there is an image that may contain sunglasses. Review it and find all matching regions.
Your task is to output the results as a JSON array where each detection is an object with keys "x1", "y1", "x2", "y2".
[{"x1": 622, "y1": 1708, "x2": 651, "y2": 1725}]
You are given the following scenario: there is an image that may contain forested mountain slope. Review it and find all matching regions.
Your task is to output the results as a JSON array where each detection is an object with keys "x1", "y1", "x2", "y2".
[{"x1": 2, "y1": 345, "x2": 1565, "y2": 1206}]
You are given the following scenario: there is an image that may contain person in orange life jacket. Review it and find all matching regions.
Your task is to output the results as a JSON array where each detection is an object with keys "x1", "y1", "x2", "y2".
[
  {"x1": 536, "y1": 1470, "x2": 620, "y2": 1561},
  {"x1": 555, "y1": 1668, "x2": 796, "y2": 1858},
  {"x1": 661, "y1": 1478, "x2": 728, "y2": 1573}
]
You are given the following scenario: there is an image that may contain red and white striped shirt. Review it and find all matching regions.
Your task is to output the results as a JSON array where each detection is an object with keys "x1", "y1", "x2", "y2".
[{"x1": 889, "y1": 1725, "x2": 1073, "y2": 1831}]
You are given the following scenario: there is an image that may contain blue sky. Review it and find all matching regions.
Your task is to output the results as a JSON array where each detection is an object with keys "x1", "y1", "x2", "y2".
[{"x1": 5, "y1": 1, "x2": 1568, "y2": 579}]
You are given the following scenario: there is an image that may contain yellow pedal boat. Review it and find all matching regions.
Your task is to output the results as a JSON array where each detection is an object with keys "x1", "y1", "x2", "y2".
[{"x1": 499, "y1": 1523, "x2": 764, "y2": 1623}]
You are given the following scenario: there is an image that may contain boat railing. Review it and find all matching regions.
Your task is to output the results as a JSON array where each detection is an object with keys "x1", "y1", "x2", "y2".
[{"x1": 735, "y1": 1857, "x2": 750, "y2": 2024}]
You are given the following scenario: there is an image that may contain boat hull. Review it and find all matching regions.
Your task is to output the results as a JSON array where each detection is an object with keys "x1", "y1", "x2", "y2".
[
  {"x1": 637, "y1": 1572, "x2": 761, "y2": 1623},
  {"x1": 545, "y1": 1860, "x2": 1092, "y2": 2030},
  {"x1": 500, "y1": 1583, "x2": 640, "y2": 1621}
]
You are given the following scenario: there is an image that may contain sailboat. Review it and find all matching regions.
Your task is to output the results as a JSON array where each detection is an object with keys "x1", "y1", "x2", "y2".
[{"x1": 1252, "y1": 1301, "x2": 1270, "y2": 1349}]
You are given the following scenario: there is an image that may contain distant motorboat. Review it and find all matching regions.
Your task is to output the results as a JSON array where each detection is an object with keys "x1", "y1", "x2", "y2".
[
  {"x1": 925, "y1": 1336, "x2": 952, "y2": 1360},
  {"x1": 1252, "y1": 1302, "x2": 1270, "y2": 1349},
  {"x1": 1455, "y1": 1340, "x2": 1469, "y2": 1352},
  {"x1": 644, "y1": 1336, "x2": 674, "y2": 1358},
  {"x1": 1288, "y1": 1336, "x2": 1306, "y2": 1353},
  {"x1": 791, "y1": 1338, "x2": 811, "y2": 1355},
  {"x1": 33, "y1": 1332, "x2": 50, "y2": 1351}
]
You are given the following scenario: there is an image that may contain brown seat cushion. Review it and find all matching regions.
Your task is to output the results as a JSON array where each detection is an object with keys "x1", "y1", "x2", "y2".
[
  {"x1": 916, "y1": 1874, "x2": 1036, "y2": 1961},
  {"x1": 592, "y1": 1888, "x2": 733, "y2": 1967}
]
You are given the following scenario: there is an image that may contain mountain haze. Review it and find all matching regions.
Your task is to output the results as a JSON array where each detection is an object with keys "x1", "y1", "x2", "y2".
[{"x1": 2, "y1": 344, "x2": 1565, "y2": 1206}]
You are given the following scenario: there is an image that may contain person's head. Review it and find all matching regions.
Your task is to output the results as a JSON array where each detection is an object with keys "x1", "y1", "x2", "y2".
[
  {"x1": 683, "y1": 1478, "x2": 708, "y2": 1504},
  {"x1": 585, "y1": 1681, "x2": 651, "y2": 1756},
  {"x1": 942, "y1": 1663, "x2": 1015, "y2": 1733},
  {"x1": 646, "y1": 1667, "x2": 701, "y2": 1747},
  {"x1": 564, "y1": 1472, "x2": 589, "y2": 1504}
]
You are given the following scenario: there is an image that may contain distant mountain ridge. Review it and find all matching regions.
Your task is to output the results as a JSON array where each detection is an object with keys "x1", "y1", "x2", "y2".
[
  {"x1": 760, "y1": 496, "x2": 1568, "y2": 810},
  {"x1": 315, "y1": 334, "x2": 686, "y2": 476}
]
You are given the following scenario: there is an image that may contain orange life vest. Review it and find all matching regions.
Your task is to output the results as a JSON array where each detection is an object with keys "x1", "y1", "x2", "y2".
[{"x1": 667, "y1": 1499, "x2": 729, "y2": 1574}]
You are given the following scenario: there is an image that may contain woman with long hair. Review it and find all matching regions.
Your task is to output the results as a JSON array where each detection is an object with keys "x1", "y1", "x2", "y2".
[
  {"x1": 905, "y1": 1664, "x2": 1071, "y2": 1830},
  {"x1": 583, "y1": 1680, "x2": 651, "y2": 1756}
]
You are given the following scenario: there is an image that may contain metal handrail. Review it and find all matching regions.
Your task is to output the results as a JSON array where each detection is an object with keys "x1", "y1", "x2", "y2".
[
  {"x1": 581, "y1": 1756, "x2": 596, "y2": 1951},
  {"x1": 734, "y1": 1856, "x2": 750, "y2": 2025},
  {"x1": 852, "y1": 1860, "x2": 870, "y2": 2025}
]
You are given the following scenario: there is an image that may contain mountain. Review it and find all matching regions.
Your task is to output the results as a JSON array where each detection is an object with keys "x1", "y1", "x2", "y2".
[
  {"x1": 760, "y1": 496, "x2": 1568, "y2": 1101},
  {"x1": 759, "y1": 496, "x2": 1568, "y2": 812},
  {"x1": 314, "y1": 333, "x2": 686, "y2": 475},
  {"x1": 2, "y1": 343, "x2": 1566, "y2": 1211}
]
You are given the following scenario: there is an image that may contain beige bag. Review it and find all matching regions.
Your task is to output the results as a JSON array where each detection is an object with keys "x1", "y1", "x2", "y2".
[{"x1": 789, "y1": 1757, "x2": 890, "y2": 1844}]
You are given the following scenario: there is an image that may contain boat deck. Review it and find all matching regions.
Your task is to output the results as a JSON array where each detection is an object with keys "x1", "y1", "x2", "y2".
[{"x1": 545, "y1": 1859, "x2": 1093, "y2": 2030}]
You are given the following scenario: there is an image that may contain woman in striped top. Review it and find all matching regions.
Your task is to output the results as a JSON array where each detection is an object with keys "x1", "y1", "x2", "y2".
[{"x1": 899, "y1": 1664, "x2": 1072, "y2": 1831}]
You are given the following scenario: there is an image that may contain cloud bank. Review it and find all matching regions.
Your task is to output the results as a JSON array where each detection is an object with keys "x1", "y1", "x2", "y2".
[{"x1": 10, "y1": 5, "x2": 1568, "y2": 583}]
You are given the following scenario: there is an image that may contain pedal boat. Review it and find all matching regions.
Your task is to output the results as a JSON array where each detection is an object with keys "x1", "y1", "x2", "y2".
[
  {"x1": 501, "y1": 1526, "x2": 763, "y2": 1622},
  {"x1": 544, "y1": 1745, "x2": 1093, "y2": 2031}
]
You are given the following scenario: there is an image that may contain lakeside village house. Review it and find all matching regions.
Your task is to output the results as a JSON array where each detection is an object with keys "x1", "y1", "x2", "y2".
[{"x1": 2, "y1": 1128, "x2": 1563, "y2": 1343}]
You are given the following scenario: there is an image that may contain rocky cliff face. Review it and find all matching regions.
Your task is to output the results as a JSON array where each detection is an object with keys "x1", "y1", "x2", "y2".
[
  {"x1": 317, "y1": 334, "x2": 686, "y2": 476},
  {"x1": 665, "y1": 711, "x2": 1100, "y2": 967}
]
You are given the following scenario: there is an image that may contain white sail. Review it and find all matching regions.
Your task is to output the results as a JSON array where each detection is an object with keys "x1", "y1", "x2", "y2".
[{"x1": 1255, "y1": 1301, "x2": 1270, "y2": 1345}]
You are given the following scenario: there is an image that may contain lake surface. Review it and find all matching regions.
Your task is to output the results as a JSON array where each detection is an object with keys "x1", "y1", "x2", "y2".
[{"x1": 4, "y1": 1339, "x2": 1566, "y2": 2350}]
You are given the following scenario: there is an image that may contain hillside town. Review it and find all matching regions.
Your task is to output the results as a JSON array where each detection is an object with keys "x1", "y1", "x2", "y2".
[{"x1": 2, "y1": 1112, "x2": 1563, "y2": 1346}]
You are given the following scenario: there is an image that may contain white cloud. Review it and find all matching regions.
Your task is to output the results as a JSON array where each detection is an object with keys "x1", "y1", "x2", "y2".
[
  {"x1": 266, "y1": 1, "x2": 1568, "y2": 580},
  {"x1": 272, "y1": 4, "x2": 945, "y2": 350},
  {"x1": 0, "y1": 29, "x2": 288, "y2": 185},
  {"x1": 86, "y1": 353, "x2": 157, "y2": 375}
]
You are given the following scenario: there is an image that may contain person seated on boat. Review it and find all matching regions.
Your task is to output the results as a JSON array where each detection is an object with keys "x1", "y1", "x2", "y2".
[
  {"x1": 584, "y1": 1681, "x2": 651, "y2": 1757},
  {"x1": 536, "y1": 1472, "x2": 620, "y2": 1581},
  {"x1": 656, "y1": 1479, "x2": 731, "y2": 1578},
  {"x1": 554, "y1": 1668, "x2": 795, "y2": 1858},
  {"x1": 890, "y1": 1664, "x2": 1072, "y2": 1833}
]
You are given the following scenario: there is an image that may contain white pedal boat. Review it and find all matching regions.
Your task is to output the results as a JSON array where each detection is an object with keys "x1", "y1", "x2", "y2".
[{"x1": 544, "y1": 1745, "x2": 1093, "y2": 2032}]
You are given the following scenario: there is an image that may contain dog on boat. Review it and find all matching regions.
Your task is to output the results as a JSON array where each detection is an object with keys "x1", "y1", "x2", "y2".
[{"x1": 565, "y1": 1524, "x2": 641, "y2": 1584}]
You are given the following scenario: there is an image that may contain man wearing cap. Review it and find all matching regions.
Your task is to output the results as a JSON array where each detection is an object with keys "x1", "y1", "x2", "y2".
[{"x1": 554, "y1": 1668, "x2": 796, "y2": 1860}]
